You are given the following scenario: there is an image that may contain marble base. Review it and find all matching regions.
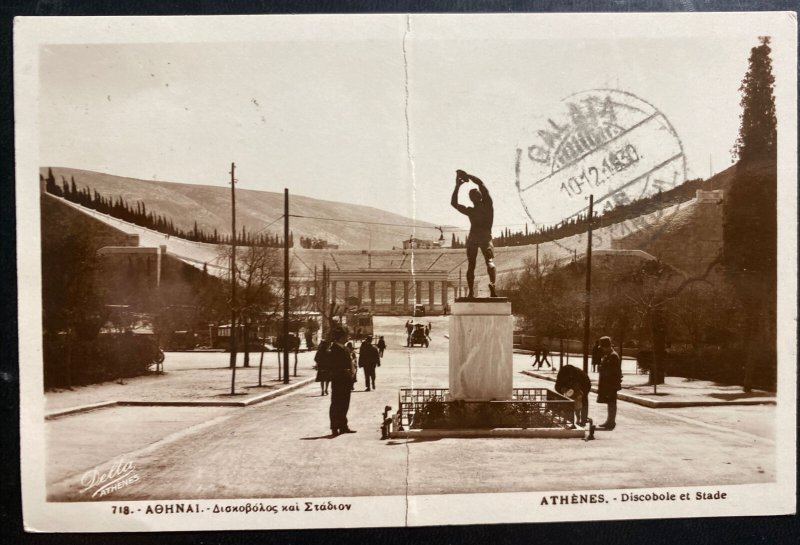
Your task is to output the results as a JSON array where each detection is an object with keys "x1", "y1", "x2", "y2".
[{"x1": 449, "y1": 300, "x2": 513, "y2": 401}]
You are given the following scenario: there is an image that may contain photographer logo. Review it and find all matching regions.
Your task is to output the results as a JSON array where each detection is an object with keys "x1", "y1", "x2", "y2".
[{"x1": 80, "y1": 457, "x2": 141, "y2": 498}]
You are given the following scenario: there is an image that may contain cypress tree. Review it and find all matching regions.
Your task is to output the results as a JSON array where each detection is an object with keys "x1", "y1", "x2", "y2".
[
  {"x1": 724, "y1": 36, "x2": 777, "y2": 275},
  {"x1": 45, "y1": 168, "x2": 57, "y2": 194},
  {"x1": 722, "y1": 36, "x2": 778, "y2": 392},
  {"x1": 731, "y1": 37, "x2": 777, "y2": 164}
]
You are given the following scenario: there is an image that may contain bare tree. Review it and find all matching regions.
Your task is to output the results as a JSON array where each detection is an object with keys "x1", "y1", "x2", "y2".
[
  {"x1": 592, "y1": 275, "x2": 636, "y2": 365},
  {"x1": 624, "y1": 257, "x2": 721, "y2": 392},
  {"x1": 503, "y1": 256, "x2": 583, "y2": 363},
  {"x1": 218, "y1": 244, "x2": 280, "y2": 390}
]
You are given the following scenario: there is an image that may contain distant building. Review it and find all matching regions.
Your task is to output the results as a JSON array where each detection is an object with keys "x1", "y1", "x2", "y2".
[
  {"x1": 696, "y1": 189, "x2": 724, "y2": 204},
  {"x1": 402, "y1": 238, "x2": 440, "y2": 250}
]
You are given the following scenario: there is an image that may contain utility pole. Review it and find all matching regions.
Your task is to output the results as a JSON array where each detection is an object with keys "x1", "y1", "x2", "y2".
[
  {"x1": 283, "y1": 188, "x2": 290, "y2": 384},
  {"x1": 229, "y1": 162, "x2": 237, "y2": 394},
  {"x1": 582, "y1": 194, "x2": 594, "y2": 374},
  {"x1": 321, "y1": 263, "x2": 328, "y2": 340}
]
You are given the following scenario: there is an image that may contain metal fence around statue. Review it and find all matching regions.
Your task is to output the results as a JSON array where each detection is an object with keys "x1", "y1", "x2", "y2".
[{"x1": 395, "y1": 388, "x2": 576, "y2": 430}]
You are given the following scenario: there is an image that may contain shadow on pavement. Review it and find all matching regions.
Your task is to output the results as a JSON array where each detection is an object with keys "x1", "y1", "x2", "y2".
[
  {"x1": 383, "y1": 438, "x2": 443, "y2": 445},
  {"x1": 300, "y1": 434, "x2": 337, "y2": 440}
]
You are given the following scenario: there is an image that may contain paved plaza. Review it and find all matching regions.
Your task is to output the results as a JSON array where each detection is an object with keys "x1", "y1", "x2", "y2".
[{"x1": 45, "y1": 316, "x2": 776, "y2": 501}]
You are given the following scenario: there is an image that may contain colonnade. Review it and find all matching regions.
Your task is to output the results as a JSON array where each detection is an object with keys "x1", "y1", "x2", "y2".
[{"x1": 328, "y1": 275, "x2": 452, "y2": 314}]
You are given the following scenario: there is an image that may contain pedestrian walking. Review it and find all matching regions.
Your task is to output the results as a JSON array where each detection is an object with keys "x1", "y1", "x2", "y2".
[
  {"x1": 358, "y1": 335, "x2": 380, "y2": 391},
  {"x1": 405, "y1": 320, "x2": 414, "y2": 344},
  {"x1": 555, "y1": 363, "x2": 591, "y2": 426},
  {"x1": 376, "y1": 335, "x2": 386, "y2": 358},
  {"x1": 314, "y1": 340, "x2": 331, "y2": 396},
  {"x1": 531, "y1": 347, "x2": 541, "y2": 368},
  {"x1": 539, "y1": 345, "x2": 553, "y2": 370},
  {"x1": 346, "y1": 341, "x2": 357, "y2": 391},
  {"x1": 328, "y1": 326, "x2": 356, "y2": 436},
  {"x1": 291, "y1": 333, "x2": 300, "y2": 376},
  {"x1": 597, "y1": 336, "x2": 622, "y2": 430}
]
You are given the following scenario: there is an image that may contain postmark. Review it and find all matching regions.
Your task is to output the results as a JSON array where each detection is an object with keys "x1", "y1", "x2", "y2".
[{"x1": 515, "y1": 89, "x2": 687, "y2": 252}]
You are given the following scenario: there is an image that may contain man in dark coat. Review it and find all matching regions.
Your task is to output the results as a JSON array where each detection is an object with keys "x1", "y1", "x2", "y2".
[
  {"x1": 555, "y1": 364, "x2": 591, "y2": 426},
  {"x1": 314, "y1": 340, "x2": 331, "y2": 396},
  {"x1": 597, "y1": 336, "x2": 622, "y2": 430},
  {"x1": 405, "y1": 320, "x2": 414, "y2": 344},
  {"x1": 328, "y1": 325, "x2": 356, "y2": 436},
  {"x1": 376, "y1": 336, "x2": 387, "y2": 357},
  {"x1": 358, "y1": 335, "x2": 380, "y2": 391}
]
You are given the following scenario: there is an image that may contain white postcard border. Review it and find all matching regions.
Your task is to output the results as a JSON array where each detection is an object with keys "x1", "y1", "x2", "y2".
[{"x1": 14, "y1": 12, "x2": 797, "y2": 532}]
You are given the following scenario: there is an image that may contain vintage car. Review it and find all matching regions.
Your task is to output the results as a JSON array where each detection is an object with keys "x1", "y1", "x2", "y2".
[{"x1": 407, "y1": 323, "x2": 429, "y2": 348}]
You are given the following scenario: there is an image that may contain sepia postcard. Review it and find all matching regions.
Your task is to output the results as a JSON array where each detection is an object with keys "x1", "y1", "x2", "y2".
[{"x1": 14, "y1": 12, "x2": 797, "y2": 532}]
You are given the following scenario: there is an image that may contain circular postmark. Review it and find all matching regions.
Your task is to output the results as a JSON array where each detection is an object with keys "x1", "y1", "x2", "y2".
[{"x1": 515, "y1": 89, "x2": 687, "y2": 253}]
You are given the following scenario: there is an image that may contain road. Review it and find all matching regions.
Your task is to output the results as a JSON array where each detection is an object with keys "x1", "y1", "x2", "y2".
[{"x1": 47, "y1": 316, "x2": 775, "y2": 501}]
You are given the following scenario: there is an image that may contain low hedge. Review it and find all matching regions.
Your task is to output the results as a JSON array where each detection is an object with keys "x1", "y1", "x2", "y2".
[
  {"x1": 636, "y1": 346, "x2": 776, "y2": 391},
  {"x1": 44, "y1": 333, "x2": 161, "y2": 389}
]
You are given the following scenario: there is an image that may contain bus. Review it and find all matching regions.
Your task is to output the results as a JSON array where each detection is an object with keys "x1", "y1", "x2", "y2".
[{"x1": 343, "y1": 308, "x2": 374, "y2": 340}]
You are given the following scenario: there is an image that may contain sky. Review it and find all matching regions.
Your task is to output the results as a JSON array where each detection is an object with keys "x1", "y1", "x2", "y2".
[{"x1": 37, "y1": 13, "x2": 781, "y2": 238}]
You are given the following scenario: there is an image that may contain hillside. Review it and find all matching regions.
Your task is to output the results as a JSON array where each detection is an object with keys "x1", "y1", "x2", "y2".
[
  {"x1": 40, "y1": 167, "x2": 440, "y2": 250},
  {"x1": 612, "y1": 164, "x2": 736, "y2": 275},
  {"x1": 40, "y1": 165, "x2": 736, "y2": 297}
]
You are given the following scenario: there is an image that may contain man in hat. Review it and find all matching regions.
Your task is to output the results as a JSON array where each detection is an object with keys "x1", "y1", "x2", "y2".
[
  {"x1": 597, "y1": 336, "x2": 622, "y2": 430},
  {"x1": 358, "y1": 335, "x2": 381, "y2": 391},
  {"x1": 450, "y1": 169, "x2": 497, "y2": 298},
  {"x1": 328, "y1": 325, "x2": 356, "y2": 435}
]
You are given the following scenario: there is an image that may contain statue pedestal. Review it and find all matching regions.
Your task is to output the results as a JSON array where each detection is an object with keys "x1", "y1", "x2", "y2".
[{"x1": 448, "y1": 299, "x2": 513, "y2": 401}]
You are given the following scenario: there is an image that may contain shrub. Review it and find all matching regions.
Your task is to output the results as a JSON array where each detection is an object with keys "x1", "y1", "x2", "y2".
[
  {"x1": 634, "y1": 345, "x2": 776, "y2": 391},
  {"x1": 44, "y1": 333, "x2": 160, "y2": 389}
]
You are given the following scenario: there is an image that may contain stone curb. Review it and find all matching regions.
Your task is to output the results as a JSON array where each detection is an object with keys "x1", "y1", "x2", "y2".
[
  {"x1": 43, "y1": 401, "x2": 118, "y2": 420},
  {"x1": 243, "y1": 376, "x2": 317, "y2": 406},
  {"x1": 390, "y1": 427, "x2": 585, "y2": 439},
  {"x1": 44, "y1": 376, "x2": 317, "y2": 420},
  {"x1": 521, "y1": 370, "x2": 776, "y2": 408}
]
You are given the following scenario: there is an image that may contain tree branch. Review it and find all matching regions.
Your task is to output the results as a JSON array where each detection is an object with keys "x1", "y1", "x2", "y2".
[{"x1": 665, "y1": 253, "x2": 722, "y2": 300}]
